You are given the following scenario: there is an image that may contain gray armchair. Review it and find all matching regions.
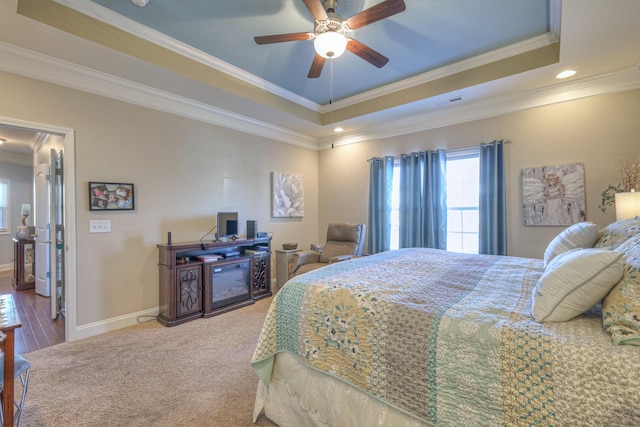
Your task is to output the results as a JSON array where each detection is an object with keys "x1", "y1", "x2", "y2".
[{"x1": 291, "y1": 223, "x2": 366, "y2": 277}]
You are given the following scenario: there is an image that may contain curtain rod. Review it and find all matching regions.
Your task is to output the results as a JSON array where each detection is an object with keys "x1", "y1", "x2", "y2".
[{"x1": 366, "y1": 139, "x2": 512, "y2": 162}]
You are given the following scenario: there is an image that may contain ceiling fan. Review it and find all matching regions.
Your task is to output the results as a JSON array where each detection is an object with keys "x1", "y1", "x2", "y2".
[{"x1": 254, "y1": 0, "x2": 406, "y2": 78}]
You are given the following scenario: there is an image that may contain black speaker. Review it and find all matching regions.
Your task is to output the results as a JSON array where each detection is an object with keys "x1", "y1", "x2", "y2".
[{"x1": 246, "y1": 220, "x2": 257, "y2": 239}]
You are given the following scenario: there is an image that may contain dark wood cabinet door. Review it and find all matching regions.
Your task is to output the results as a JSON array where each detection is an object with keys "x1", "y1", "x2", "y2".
[
  {"x1": 177, "y1": 265, "x2": 202, "y2": 317},
  {"x1": 252, "y1": 253, "x2": 271, "y2": 299}
]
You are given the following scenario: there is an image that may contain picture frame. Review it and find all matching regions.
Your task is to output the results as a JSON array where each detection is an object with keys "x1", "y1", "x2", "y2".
[
  {"x1": 89, "y1": 182, "x2": 135, "y2": 211},
  {"x1": 271, "y1": 172, "x2": 304, "y2": 218},
  {"x1": 521, "y1": 162, "x2": 585, "y2": 226}
]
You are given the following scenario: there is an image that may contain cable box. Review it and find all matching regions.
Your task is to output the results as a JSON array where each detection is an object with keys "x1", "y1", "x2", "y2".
[{"x1": 224, "y1": 251, "x2": 240, "y2": 258}]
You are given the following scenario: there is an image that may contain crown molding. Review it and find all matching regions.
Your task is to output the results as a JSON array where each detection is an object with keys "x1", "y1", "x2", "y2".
[
  {"x1": 549, "y1": 0, "x2": 562, "y2": 42},
  {"x1": 1, "y1": 35, "x2": 638, "y2": 153},
  {"x1": 327, "y1": 0, "x2": 563, "y2": 112},
  {"x1": 55, "y1": 0, "x2": 560, "y2": 115},
  {"x1": 30, "y1": 132, "x2": 50, "y2": 153},
  {"x1": 0, "y1": 42, "x2": 318, "y2": 150},
  {"x1": 326, "y1": 33, "x2": 558, "y2": 113},
  {"x1": 53, "y1": 0, "x2": 322, "y2": 112},
  {"x1": 322, "y1": 66, "x2": 640, "y2": 149}
]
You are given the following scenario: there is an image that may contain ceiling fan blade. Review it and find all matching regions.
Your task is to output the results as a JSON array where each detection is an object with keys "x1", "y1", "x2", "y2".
[
  {"x1": 303, "y1": 0, "x2": 328, "y2": 21},
  {"x1": 346, "y1": 38, "x2": 389, "y2": 68},
  {"x1": 307, "y1": 54, "x2": 326, "y2": 78},
  {"x1": 254, "y1": 32, "x2": 313, "y2": 44},
  {"x1": 346, "y1": 0, "x2": 406, "y2": 30}
]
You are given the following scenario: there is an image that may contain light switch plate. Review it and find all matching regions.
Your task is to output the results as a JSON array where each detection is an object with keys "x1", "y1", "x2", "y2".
[{"x1": 89, "y1": 219, "x2": 111, "y2": 233}]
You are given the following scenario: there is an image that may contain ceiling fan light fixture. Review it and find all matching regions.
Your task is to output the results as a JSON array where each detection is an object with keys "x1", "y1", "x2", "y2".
[{"x1": 314, "y1": 31, "x2": 347, "y2": 59}]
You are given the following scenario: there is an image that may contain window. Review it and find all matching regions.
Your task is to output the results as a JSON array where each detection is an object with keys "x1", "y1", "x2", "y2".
[
  {"x1": 389, "y1": 150, "x2": 480, "y2": 253},
  {"x1": 390, "y1": 164, "x2": 401, "y2": 250},
  {"x1": 446, "y1": 151, "x2": 479, "y2": 253},
  {"x1": 0, "y1": 179, "x2": 9, "y2": 233}
]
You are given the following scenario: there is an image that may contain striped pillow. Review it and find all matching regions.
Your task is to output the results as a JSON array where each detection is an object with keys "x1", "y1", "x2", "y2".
[
  {"x1": 543, "y1": 222, "x2": 600, "y2": 267},
  {"x1": 533, "y1": 248, "x2": 623, "y2": 322}
]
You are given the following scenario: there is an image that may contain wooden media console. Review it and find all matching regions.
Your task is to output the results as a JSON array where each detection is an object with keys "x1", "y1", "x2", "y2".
[{"x1": 157, "y1": 237, "x2": 271, "y2": 326}]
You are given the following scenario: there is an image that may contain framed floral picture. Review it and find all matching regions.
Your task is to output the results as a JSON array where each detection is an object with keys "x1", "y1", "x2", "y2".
[
  {"x1": 272, "y1": 172, "x2": 304, "y2": 218},
  {"x1": 89, "y1": 182, "x2": 135, "y2": 211}
]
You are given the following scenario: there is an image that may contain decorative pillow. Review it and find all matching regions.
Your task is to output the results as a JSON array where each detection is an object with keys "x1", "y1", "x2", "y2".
[
  {"x1": 602, "y1": 236, "x2": 640, "y2": 345},
  {"x1": 532, "y1": 248, "x2": 624, "y2": 322},
  {"x1": 595, "y1": 217, "x2": 640, "y2": 250},
  {"x1": 543, "y1": 222, "x2": 600, "y2": 267}
]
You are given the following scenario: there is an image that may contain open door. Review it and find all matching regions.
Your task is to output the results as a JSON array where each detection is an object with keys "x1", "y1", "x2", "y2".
[
  {"x1": 52, "y1": 149, "x2": 65, "y2": 318},
  {"x1": 34, "y1": 162, "x2": 50, "y2": 297},
  {"x1": 34, "y1": 149, "x2": 64, "y2": 318}
]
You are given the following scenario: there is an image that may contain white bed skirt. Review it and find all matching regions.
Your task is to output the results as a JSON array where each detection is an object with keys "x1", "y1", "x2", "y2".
[{"x1": 254, "y1": 352, "x2": 434, "y2": 427}]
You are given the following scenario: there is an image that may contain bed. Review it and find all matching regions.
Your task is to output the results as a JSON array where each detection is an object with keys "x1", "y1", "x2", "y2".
[{"x1": 251, "y1": 219, "x2": 640, "y2": 426}]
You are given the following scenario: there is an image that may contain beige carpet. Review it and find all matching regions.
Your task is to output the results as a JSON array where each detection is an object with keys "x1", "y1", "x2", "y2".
[{"x1": 20, "y1": 297, "x2": 277, "y2": 427}]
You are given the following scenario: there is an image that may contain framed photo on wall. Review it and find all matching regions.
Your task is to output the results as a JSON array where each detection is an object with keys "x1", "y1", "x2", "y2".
[{"x1": 89, "y1": 182, "x2": 135, "y2": 211}]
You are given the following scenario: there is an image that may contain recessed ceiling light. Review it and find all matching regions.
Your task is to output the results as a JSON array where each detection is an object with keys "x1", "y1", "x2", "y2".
[
  {"x1": 556, "y1": 70, "x2": 576, "y2": 79},
  {"x1": 334, "y1": 127, "x2": 344, "y2": 133},
  {"x1": 0, "y1": 138, "x2": 5, "y2": 145}
]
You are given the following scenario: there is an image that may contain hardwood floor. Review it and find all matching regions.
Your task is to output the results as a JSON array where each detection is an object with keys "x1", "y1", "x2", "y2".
[{"x1": 0, "y1": 269, "x2": 65, "y2": 354}]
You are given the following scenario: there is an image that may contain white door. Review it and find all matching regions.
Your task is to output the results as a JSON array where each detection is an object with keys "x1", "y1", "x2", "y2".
[
  {"x1": 51, "y1": 149, "x2": 64, "y2": 319},
  {"x1": 34, "y1": 162, "x2": 51, "y2": 297}
]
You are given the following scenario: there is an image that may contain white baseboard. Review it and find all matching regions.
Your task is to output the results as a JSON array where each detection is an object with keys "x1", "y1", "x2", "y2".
[
  {"x1": 74, "y1": 306, "x2": 160, "y2": 341},
  {"x1": 33, "y1": 280, "x2": 279, "y2": 341},
  {"x1": 0, "y1": 263, "x2": 13, "y2": 272}
]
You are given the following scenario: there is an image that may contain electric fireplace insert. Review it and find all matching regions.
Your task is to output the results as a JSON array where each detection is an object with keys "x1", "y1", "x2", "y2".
[{"x1": 207, "y1": 258, "x2": 251, "y2": 311}]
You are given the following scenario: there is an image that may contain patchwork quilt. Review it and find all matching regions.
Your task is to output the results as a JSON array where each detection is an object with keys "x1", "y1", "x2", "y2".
[{"x1": 252, "y1": 248, "x2": 639, "y2": 426}]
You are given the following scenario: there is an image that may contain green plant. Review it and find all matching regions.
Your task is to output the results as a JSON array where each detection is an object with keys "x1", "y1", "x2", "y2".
[
  {"x1": 599, "y1": 153, "x2": 640, "y2": 212},
  {"x1": 599, "y1": 184, "x2": 623, "y2": 212}
]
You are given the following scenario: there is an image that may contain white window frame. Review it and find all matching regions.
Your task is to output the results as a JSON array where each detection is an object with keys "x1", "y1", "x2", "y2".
[
  {"x1": 0, "y1": 178, "x2": 9, "y2": 234},
  {"x1": 446, "y1": 149, "x2": 480, "y2": 254}
]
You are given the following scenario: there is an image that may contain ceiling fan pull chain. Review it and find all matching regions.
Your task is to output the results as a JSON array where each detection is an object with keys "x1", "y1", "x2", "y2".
[{"x1": 330, "y1": 58, "x2": 335, "y2": 149}]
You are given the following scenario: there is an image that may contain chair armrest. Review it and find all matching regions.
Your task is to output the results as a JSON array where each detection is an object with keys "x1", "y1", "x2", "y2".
[
  {"x1": 293, "y1": 251, "x2": 321, "y2": 268},
  {"x1": 329, "y1": 255, "x2": 355, "y2": 263}
]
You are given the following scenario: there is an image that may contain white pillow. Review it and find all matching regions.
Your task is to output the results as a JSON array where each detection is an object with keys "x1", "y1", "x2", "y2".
[
  {"x1": 532, "y1": 248, "x2": 624, "y2": 322},
  {"x1": 543, "y1": 222, "x2": 600, "y2": 267}
]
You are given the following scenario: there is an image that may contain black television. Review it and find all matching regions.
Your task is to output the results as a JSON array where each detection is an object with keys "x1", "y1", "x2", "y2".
[{"x1": 217, "y1": 212, "x2": 238, "y2": 240}]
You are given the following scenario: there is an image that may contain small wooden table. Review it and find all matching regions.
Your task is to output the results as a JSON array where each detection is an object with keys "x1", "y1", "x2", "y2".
[
  {"x1": 0, "y1": 294, "x2": 22, "y2": 426},
  {"x1": 12, "y1": 239, "x2": 36, "y2": 291}
]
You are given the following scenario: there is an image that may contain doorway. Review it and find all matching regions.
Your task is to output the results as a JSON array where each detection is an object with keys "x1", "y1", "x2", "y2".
[{"x1": 0, "y1": 116, "x2": 77, "y2": 347}]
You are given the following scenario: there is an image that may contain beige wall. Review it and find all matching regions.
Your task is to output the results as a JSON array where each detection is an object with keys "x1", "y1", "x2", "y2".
[
  {"x1": 319, "y1": 89, "x2": 640, "y2": 259},
  {"x1": 2, "y1": 68, "x2": 638, "y2": 335},
  {"x1": 2, "y1": 73, "x2": 638, "y2": 335},
  {"x1": 0, "y1": 160, "x2": 33, "y2": 267},
  {"x1": 0, "y1": 70, "x2": 319, "y2": 326}
]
